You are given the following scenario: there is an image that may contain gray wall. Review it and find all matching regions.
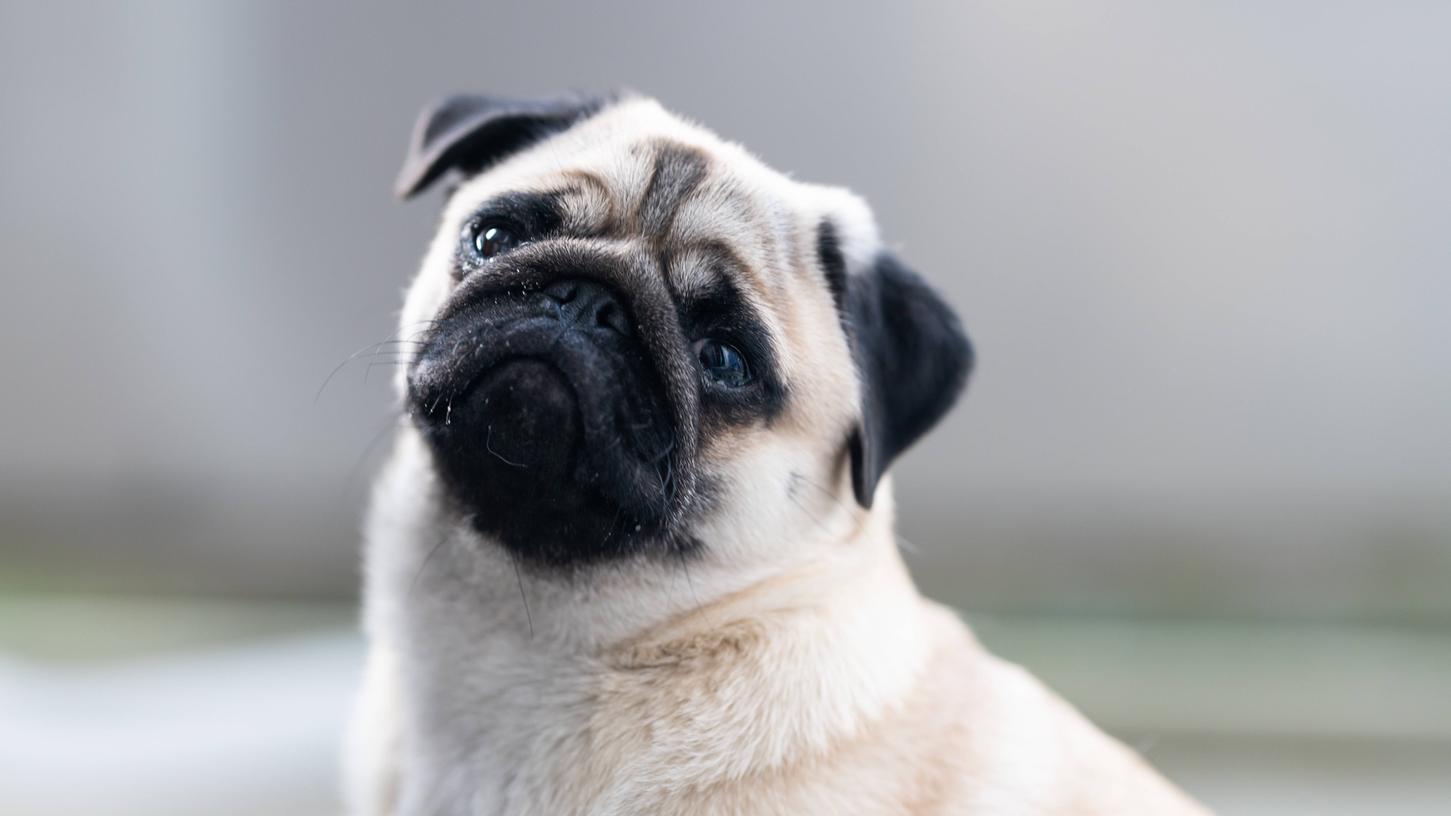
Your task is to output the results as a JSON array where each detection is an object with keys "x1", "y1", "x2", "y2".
[{"x1": 2, "y1": 2, "x2": 1448, "y2": 621}]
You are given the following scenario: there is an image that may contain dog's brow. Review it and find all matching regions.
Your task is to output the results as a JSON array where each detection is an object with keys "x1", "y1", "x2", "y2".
[
  {"x1": 467, "y1": 190, "x2": 566, "y2": 234},
  {"x1": 638, "y1": 143, "x2": 709, "y2": 236},
  {"x1": 557, "y1": 170, "x2": 617, "y2": 233},
  {"x1": 668, "y1": 240, "x2": 734, "y2": 300}
]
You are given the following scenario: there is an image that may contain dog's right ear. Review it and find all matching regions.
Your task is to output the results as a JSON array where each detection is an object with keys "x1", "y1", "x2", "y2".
[{"x1": 394, "y1": 94, "x2": 606, "y2": 199}]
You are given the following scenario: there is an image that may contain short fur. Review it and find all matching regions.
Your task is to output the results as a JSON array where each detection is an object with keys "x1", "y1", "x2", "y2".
[{"x1": 347, "y1": 94, "x2": 1209, "y2": 815}]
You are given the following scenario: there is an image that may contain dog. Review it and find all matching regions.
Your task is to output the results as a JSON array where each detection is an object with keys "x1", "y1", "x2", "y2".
[{"x1": 346, "y1": 92, "x2": 1209, "y2": 815}]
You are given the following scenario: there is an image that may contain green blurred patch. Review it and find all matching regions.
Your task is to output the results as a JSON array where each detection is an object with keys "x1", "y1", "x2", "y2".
[{"x1": 0, "y1": 592, "x2": 354, "y2": 663}]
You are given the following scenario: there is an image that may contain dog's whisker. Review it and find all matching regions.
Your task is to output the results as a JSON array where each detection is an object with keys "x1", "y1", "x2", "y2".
[
  {"x1": 675, "y1": 548, "x2": 711, "y2": 628},
  {"x1": 791, "y1": 472, "x2": 866, "y2": 526},
  {"x1": 315, "y1": 337, "x2": 428, "y2": 403},
  {"x1": 316, "y1": 349, "x2": 382, "y2": 403},
  {"x1": 599, "y1": 505, "x2": 626, "y2": 550},
  {"x1": 364, "y1": 356, "x2": 419, "y2": 383},
  {"x1": 794, "y1": 473, "x2": 909, "y2": 551},
  {"x1": 508, "y1": 551, "x2": 534, "y2": 639},
  {"x1": 785, "y1": 489, "x2": 839, "y2": 539},
  {"x1": 338, "y1": 409, "x2": 407, "y2": 509},
  {"x1": 408, "y1": 533, "x2": 453, "y2": 599},
  {"x1": 485, "y1": 424, "x2": 527, "y2": 467}
]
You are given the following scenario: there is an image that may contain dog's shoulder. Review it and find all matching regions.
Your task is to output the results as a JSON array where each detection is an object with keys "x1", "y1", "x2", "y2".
[{"x1": 906, "y1": 603, "x2": 1211, "y2": 814}]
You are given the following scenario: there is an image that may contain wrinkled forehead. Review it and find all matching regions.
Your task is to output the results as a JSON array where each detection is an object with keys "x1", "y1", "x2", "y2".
[{"x1": 444, "y1": 100, "x2": 807, "y2": 302}]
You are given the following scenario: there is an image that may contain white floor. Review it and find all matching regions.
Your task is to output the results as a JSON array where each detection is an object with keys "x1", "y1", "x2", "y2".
[{"x1": 1, "y1": 632, "x2": 357, "y2": 816}]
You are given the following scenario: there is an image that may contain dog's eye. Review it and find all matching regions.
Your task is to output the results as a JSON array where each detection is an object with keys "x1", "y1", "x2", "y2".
[
  {"x1": 472, "y1": 222, "x2": 519, "y2": 260},
  {"x1": 694, "y1": 339, "x2": 752, "y2": 388}
]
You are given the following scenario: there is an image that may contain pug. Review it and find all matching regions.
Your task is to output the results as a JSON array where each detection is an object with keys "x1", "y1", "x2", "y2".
[{"x1": 346, "y1": 92, "x2": 1208, "y2": 815}]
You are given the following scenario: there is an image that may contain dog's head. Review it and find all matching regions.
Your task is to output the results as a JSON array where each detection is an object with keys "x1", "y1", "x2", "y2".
[{"x1": 394, "y1": 94, "x2": 971, "y2": 569}]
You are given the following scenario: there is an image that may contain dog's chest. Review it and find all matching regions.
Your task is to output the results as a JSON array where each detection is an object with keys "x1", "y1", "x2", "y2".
[{"x1": 397, "y1": 639, "x2": 608, "y2": 815}]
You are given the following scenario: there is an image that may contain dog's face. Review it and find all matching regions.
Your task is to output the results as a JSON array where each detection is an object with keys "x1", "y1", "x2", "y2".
[{"x1": 393, "y1": 95, "x2": 971, "y2": 570}]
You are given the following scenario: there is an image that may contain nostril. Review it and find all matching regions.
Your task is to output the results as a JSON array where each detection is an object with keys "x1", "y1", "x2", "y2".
[
  {"x1": 543, "y1": 280, "x2": 579, "y2": 304},
  {"x1": 544, "y1": 278, "x2": 634, "y2": 337},
  {"x1": 594, "y1": 300, "x2": 632, "y2": 336}
]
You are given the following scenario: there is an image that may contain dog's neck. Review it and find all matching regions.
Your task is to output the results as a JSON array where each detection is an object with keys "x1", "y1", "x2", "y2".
[{"x1": 365, "y1": 431, "x2": 938, "y2": 811}]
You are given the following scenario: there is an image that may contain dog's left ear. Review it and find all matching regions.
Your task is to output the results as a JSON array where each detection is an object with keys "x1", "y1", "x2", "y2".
[
  {"x1": 394, "y1": 94, "x2": 606, "y2": 199},
  {"x1": 823, "y1": 228, "x2": 974, "y2": 509}
]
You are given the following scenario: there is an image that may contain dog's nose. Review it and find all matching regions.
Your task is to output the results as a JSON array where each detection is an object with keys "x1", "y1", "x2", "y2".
[{"x1": 542, "y1": 278, "x2": 633, "y2": 337}]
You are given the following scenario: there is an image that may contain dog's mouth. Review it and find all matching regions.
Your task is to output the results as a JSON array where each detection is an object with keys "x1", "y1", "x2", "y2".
[{"x1": 408, "y1": 277, "x2": 681, "y2": 564}]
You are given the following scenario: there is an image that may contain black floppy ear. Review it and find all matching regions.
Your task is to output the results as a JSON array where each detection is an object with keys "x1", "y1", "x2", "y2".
[
  {"x1": 394, "y1": 94, "x2": 606, "y2": 199},
  {"x1": 835, "y1": 244, "x2": 974, "y2": 509}
]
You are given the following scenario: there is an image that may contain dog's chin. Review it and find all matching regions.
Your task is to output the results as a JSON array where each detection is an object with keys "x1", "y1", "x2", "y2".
[{"x1": 409, "y1": 314, "x2": 681, "y2": 566}]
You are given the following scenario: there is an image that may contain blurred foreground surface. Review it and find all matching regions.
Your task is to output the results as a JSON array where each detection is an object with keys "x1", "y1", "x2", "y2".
[{"x1": 2, "y1": 594, "x2": 1448, "y2": 816}]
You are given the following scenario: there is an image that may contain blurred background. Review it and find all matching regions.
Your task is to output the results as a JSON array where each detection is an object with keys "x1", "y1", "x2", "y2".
[{"x1": 2, "y1": 1, "x2": 1449, "y2": 813}]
